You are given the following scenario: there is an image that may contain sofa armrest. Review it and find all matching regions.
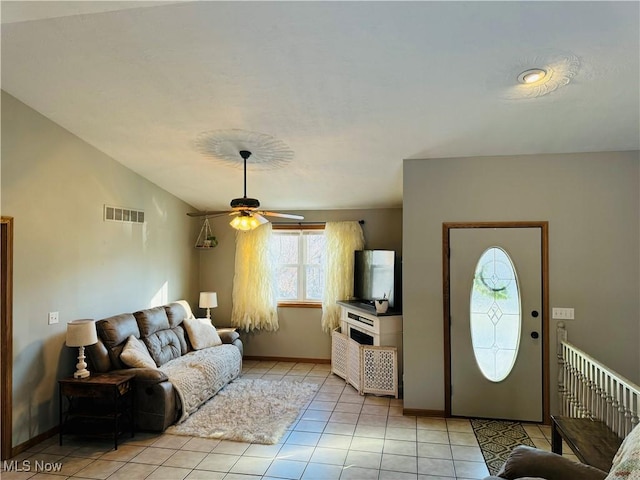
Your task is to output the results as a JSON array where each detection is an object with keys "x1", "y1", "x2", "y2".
[
  {"x1": 496, "y1": 446, "x2": 607, "y2": 480},
  {"x1": 110, "y1": 367, "x2": 168, "y2": 384},
  {"x1": 216, "y1": 328, "x2": 240, "y2": 344}
]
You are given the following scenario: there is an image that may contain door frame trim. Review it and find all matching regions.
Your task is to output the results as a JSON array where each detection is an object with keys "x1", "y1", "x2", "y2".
[
  {"x1": 442, "y1": 221, "x2": 550, "y2": 423},
  {"x1": 1, "y1": 217, "x2": 14, "y2": 459}
]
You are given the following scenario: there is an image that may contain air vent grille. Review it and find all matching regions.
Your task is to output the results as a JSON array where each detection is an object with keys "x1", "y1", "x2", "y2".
[{"x1": 104, "y1": 205, "x2": 145, "y2": 224}]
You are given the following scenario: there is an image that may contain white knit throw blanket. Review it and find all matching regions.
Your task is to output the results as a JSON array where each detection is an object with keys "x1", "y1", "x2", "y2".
[{"x1": 159, "y1": 344, "x2": 242, "y2": 423}]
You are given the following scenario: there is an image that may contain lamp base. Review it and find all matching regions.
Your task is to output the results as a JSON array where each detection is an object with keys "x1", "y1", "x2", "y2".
[
  {"x1": 74, "y1": 346, "x2": 91, "y2": 379},
  {"x1": 74, "y1": 369, "x2": 90, "y2": 379}
]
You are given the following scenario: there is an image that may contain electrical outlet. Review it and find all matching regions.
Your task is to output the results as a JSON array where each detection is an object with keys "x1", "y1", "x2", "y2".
[
  {"x1": 48, "y1": 311, "x2": 59, "y2": 325},
  {"x1": 552, "y1": 307, "x2": 574, "y2": 320}
]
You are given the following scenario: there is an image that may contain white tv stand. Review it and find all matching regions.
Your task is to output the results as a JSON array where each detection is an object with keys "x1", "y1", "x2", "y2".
[{"x1": 331, "y1": 301, "x2": 403, "y2": 397}]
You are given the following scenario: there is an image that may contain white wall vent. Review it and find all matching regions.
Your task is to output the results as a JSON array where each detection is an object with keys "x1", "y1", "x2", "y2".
[{"x1": 104, "y1": 205, "x2": 145, "y2": 224}]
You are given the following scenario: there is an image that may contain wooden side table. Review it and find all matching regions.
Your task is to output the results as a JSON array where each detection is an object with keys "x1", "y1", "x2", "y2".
[
  {"x1": 551, "y1": 415, "x2": 622, "y2": 473},
  {"x1": 59, "y1": 372, "x2": 135, "y2": 450}
]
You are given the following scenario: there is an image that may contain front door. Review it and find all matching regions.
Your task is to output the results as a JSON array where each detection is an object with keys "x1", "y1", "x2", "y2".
[{"x1": 448, "y1": 225, "x2": 546, "y2": 422}]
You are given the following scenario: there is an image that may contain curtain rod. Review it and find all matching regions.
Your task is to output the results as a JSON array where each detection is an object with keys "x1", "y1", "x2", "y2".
[{"x1": 272, "y1": 220, "x2": 365, "y2": 226}]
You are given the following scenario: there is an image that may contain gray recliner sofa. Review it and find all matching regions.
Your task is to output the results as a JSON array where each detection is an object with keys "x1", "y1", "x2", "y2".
[
  {"x1": 484, "y1": 421, "x2": 639, "y2": 480},
  {"x1": 484, "y1": 445, "x2": 608, "y2": 480},
  {"x1": 86, "y1": 300, "x2": 243, "y2": 432}
]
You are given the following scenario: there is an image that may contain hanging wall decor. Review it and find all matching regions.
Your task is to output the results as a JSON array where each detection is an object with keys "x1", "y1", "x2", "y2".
[{"x1": 195, "y1": 217, "x2": 218, "y2": 249}]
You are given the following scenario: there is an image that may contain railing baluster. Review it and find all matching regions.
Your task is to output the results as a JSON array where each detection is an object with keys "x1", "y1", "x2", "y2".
[
  {"x1": 567, "y1": 350, "x2": 574, "y2": 416},
  {"x1": 557, "y1": 323, "x2": 567, "y2": 417},
  {"x1": 564, "y1": 345, "x2": 570, "y2": 416},
  {"x1": 606, "y1": 374, "x2": 615, "y2": 431},
  {"x1": 632, "y1": 390, "x2": 639, "y2": 431},
  {"x1": 564, "y1": 344, "x2": 570, "y2": 415},
  {"x1": 578, "y1": 354, "x2": 586, "y2": 417},
  {"x1": 560, "y1": 339, "x2": 640, "y2": 440},
  {"x1": 571, "y1": 352, "x2": 580, "y2": 417},
  {"x1": 597, "y1": 367, "x2": 606, "y2": 421},
  {"x1": 617, "y1": 382, "x2": 626, "y2": 437},
  {"x1": 623, "y1": 386, "x2": 632, "y2": 436},
  {"x1": 591, "y1": 364, "x2": 599, "y2": 419}
]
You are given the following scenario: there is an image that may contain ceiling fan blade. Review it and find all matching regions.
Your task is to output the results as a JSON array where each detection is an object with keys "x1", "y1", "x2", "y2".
[
  {"x1": 187, "y1": 211, "x2": 230, "y2": 218},
  {"x1": 260, "y1": 211, "x2": 305, "y2": 220},
  {"x1": 253, "y1": 213, "x2": 269, "y2": 225}
]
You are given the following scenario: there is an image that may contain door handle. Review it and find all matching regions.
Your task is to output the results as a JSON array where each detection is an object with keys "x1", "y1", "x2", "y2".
[{"x1": 531, "y1": 331, "x2": 539, "y2": 339}]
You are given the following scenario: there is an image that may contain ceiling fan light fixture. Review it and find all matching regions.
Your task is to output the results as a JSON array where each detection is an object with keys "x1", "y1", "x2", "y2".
[{"x1": 229, "y1": 213, "x2": 266, "y2": 231}]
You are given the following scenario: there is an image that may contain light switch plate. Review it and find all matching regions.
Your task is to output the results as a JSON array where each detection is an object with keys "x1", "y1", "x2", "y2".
[{"x1": 552, "y1": 307, "x2": 574, "y2": 320}]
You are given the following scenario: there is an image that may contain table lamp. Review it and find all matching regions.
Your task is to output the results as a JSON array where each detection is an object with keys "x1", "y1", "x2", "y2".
[
  {"x1": 66, "y1": 319, "x2": 98, "y2": 378},
  {"x1": 199, "y1": 292, "x2": 218, "y2": 321}
]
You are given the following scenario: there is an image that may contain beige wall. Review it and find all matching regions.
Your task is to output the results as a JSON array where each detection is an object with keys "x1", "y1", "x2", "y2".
[
  {"x1": 1, "y1": 91, "x2": 200, "y2": 446},
  {"x1": 5, "y1": 85, "x2": 637, "y2": 447},
  {"x1": 403, "y1": 152, "x2": 640, "y2": 414},
  {"x1": 199, "y1": 208, "x2": 402, "y2": 359}
]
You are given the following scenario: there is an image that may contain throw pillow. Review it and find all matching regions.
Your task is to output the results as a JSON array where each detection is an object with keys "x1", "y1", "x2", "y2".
[
  {"x1": 607, "y1": 423, "x2": 640, "y2": 480},
  {"x1": 183, "y1": 317, "x2": 222, "y2": 350},
  {"x1": 120, "y1": 335, "x2": 157, "y2": 369}
]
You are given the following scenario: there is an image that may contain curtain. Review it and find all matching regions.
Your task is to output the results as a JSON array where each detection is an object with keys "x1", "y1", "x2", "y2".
[
  {"x1": 321, "y1": 221, "x2": 365, "y2": 332},
  {"x1": 231, "y1": 223, "x2": 279, "y2": 332}
]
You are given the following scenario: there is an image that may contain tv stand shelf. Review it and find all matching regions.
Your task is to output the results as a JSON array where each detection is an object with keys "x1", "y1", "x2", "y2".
[
  {"x1": 332, "y1": 303, "x2": 403, "y2": 397},
  {"x1": 337, "y1": 300, "x2": 402, "y2": 317}
]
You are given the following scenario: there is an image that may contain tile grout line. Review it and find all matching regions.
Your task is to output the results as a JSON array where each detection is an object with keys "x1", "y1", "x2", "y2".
[{"x1": 7, "y1": 362, "x2": 505, "y2": 480}]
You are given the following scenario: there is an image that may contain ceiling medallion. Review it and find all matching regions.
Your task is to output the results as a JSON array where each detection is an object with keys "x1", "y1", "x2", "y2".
[
  {"x1": 194, "y1": 129, "x2": 294, "y2": 170},
  {"x1": 498, "y1": 50, "x2": 581, "y2": 100}
]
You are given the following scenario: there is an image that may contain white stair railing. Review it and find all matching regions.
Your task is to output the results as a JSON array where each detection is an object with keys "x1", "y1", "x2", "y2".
[{"x1": 557, "y1": 322, "x2": 640, "y2": 438}]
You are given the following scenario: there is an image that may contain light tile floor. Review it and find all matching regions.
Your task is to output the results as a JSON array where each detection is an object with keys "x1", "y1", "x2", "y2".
[{"x1": 2, "y1": 360, "x2": 578, "y2": 480}]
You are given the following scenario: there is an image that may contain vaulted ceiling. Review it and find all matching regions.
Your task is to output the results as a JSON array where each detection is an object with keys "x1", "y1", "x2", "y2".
[{"x1": 2, "y1": 1, "x2": 639, "y2": 212}]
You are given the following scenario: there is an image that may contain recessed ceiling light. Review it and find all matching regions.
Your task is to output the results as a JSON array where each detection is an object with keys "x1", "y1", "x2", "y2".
[{"x1": 517, "y1": 68, "x2": 547, "y2": 84}]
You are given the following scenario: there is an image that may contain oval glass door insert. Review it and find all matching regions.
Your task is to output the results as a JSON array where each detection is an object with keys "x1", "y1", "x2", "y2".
[{"x1": 470, "y1": 246, "x2": 521, "y2": 382}]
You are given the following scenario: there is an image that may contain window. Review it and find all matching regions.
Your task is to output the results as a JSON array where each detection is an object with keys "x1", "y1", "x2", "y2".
[
  {"x1": 470, "y1": 246, "x2": 521, "y2": 382},
  {"x1": 271, "y1": 227, "x2": 325, "y2": 306}
]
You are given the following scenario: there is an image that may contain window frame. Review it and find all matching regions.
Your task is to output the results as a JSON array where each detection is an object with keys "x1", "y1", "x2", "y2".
[{"x1": 272, "y1": 224, "x2": 325, "y2": 308}]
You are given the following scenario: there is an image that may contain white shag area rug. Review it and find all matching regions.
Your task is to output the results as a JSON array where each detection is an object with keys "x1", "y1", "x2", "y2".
[{"x1": 166, "y1": 378, "x2": 319, "y2": 444}]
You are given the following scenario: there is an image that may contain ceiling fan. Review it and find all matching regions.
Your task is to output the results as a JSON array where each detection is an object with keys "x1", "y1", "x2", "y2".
[{"x1": 187, "y1": 150, "x2": 304, "y2": 230}]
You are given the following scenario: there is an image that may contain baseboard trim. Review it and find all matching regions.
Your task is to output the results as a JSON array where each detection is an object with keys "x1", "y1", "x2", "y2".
[
  {"x1": 243, "y1": 356, "x2": 330, "y2": 364},
  {"x1": 11, "y1": 426, "x2": 59, "y2": 458},
  {"x1": 403, "y1": 408, "x2": 446, "y2": 417}
]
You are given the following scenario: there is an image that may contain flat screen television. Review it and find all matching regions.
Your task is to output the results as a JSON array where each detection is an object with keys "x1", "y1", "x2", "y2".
[{"x1": 353, "y1": 250, "x2": 401, "y2": 309}]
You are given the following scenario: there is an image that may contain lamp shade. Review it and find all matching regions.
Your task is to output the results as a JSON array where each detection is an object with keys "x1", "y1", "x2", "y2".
[
  {"x1": 66, "y1": 319, "x2": 98, "y2": 347},
  {"x1": 199, "y1": 292, "x2": 218, "y2": 309}
]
